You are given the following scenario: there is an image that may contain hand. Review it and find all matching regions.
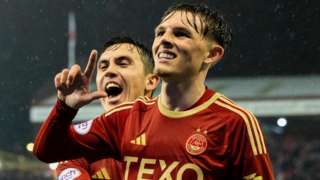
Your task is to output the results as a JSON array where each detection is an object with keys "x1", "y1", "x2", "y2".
[{"x1": 54, "y1": 50, "x2": 107, "y2": 109}]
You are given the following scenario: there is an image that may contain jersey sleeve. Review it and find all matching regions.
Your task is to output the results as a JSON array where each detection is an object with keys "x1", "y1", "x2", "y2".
[
  {"x1": 33, "y1": 99, "x2": 126, "y2": 163},
  {"x1": 229, "y1": 112, "x2": 275, "y2": 180},
  {"x1": 55, "y1": 159, "x2": 91, "y2": 180}
]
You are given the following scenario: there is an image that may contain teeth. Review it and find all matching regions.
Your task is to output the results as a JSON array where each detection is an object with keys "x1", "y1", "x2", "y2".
[
  {"x1": 159, "y1": 52, "x2": 175, "y2": 59},
  {"x1": 106, "y1": 82, "x2": 120, "y2": 89}
]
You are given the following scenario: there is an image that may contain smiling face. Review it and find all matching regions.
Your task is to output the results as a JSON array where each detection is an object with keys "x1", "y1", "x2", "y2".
[
  {"x1": 152, "y1": 11, "x2": 211, "y2": 81},
  {"x1": 96, "y1": 43, "x2": 148, "y2": 110}
]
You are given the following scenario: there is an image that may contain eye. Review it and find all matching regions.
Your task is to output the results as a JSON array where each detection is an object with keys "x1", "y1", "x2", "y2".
[
  {"x1": 116, "y1": 57, "x2": 131, "y2": 67},
  {"x1": 174, "y1": 30, "x2": 190, "y2": 38},
  {"x1": 155, "y1": 30, "x2": 164, "y2": 37},
  {"x1": 98, "y1": 61, "x2": 109, "y2": 70}
]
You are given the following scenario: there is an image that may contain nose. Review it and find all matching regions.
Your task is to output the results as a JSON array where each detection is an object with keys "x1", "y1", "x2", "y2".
[
  {"x1": 104, "y1": 62, "x2": 118, "y2": 78},
  {"x1": 159, "y1": 32, "x2": 174, "y2": 49}
]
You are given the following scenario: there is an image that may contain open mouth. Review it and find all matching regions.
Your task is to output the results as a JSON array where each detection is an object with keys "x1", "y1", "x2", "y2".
[
  {"x1": 105, "y1": 82, "x2": 123, "y2": 98},
  {"x1": 158, "y1": 51, "x2": 177, "y2": 60}
]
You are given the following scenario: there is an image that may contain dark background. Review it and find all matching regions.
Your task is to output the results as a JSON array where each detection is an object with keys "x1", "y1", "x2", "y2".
[{"x1": 0, "y1": 0, "x2": 319, "y2": 154}]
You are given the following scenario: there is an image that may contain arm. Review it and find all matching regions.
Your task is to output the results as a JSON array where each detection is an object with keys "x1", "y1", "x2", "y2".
[
  {"x1": 33, "y1": 50, "x2": 108, "y2": 163},
  {"x1": 33, "y1": 100, "x2": 109, "y2": 163},
  {"x1": 33, "y1": 99, "x2": 123, "y2": 162}
]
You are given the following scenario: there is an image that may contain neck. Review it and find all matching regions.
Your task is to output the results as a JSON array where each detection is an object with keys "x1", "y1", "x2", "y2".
[{"x1": 159, "y1": 75, "x2": 206, "y2": 111}]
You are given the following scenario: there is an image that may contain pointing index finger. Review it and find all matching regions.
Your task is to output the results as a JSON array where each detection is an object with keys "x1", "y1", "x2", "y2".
[{"x1": 84, "y1": 49, "x2": 98, "y2": 79}]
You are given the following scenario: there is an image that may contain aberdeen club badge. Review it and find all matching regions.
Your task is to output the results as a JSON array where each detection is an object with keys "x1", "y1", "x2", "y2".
[{"x1": 185, "y1": 130, "x2": 208, "y2": 155}]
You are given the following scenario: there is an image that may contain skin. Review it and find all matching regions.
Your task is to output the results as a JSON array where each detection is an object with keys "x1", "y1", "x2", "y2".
[
  {"x1": 96, "y1": 43, "x2": 157, "y2": 110},
  {"x1": 152, "y1": 11, "x2": 224, "y2": 111},
  {"x1": 54, "y1": 11, "x2": 223, "y2": 113},
  {"x1": 54, "y1": 43, "x2": 159, "y2": 179},
  {"x1": 54, "y1": 43, "x2": 159, "y2": 110}
]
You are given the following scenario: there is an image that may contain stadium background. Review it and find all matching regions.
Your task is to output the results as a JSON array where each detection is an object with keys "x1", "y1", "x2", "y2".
[{"x1": 0, "y1": 0, "x2": 319, "y2": 179}]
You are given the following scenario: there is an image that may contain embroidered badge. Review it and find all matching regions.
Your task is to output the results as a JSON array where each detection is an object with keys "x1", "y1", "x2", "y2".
[
  {"x1": 58, "y1": 168, "x2": 81, "y2": 180},
  {"x1": 73, "y1": 120, "x2": 93, "y2": 135},
  {"x1": 185, "y1": 129, "x2": 208, "y2": 155}
]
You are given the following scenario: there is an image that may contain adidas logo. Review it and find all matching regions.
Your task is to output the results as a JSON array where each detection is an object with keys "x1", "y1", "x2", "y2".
[
  {"x1": 130, "y1": 133, "x2": 146, "y2": 146},
  {"x1": 243, "y1": 173, "x2": 262, "y2": 180},
  {"x1": 91, "y1": 168, "x2": 111, "y2": 179}
]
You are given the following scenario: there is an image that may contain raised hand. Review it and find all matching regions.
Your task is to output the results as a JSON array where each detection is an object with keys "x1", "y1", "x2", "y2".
[{"x1": 54, "y1": 50, "x2": 107, "y2": 109}]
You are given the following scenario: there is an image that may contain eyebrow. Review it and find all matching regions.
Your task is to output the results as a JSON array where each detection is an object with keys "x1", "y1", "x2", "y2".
[
  {"x1": 174, "y1": 27, "x2": 191, "y2": 33},
  {"x1": 154, "y1": 26, "x2": 164, "y2": 33},
  {"x1": 155, "y1": 25, "x2": 192, "y2": 34},
  {"x1": 98, "y1": 55, "x2": 132, "y2": 64},
  {"x1": 116, "y1": 55, "x2": 132, "y2": 61},
  {"x1": 97, "y1": 59, "x2": 109, "y2": 64},
  {"x1": 97, "y1": 58, "x2": 109, "y2": 65}
]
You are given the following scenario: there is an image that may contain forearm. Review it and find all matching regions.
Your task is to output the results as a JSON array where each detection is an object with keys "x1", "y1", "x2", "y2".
[{"x1": 33, "y1": 99, "x2": 80, "y2": 163}]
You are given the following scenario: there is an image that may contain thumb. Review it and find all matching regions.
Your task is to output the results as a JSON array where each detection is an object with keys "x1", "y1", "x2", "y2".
[{"x1": 88, "y1": 90, "x2": 107, "y2": 101}]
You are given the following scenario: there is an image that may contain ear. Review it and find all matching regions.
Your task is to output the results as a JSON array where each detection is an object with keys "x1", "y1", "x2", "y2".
[
  {"x1": 204, "y1": 44, "x2": 224, "y2": 67},
  {"x1": 144, "y1": 74, "x2": 160, "y2": 96}
]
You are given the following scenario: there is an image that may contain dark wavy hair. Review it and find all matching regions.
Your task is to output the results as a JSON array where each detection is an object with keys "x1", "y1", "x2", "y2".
[
  {"x1": 103, "y1": 37, "x2": 154, "y2": 74},
  {"x1": 161, "y1": 3, "x2": 232, "y2": 52}
]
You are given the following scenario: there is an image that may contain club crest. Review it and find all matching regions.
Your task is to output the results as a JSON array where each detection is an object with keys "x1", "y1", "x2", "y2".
[{"x1": 185, "y1": 132, "x2": 207, "y2": 155}]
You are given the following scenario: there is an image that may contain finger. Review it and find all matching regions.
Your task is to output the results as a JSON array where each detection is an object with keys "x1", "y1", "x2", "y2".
[
  {"x1": 54, "y1": 73, "x2": 62, "y2": 89},
  {"x1": 67, "y1": 64, "x2": 81, "y2": 86},
  {"x1": 82, "y1": 90, "x2": 107, "y2": 103},
  {"x1": 90, "y1": 90, "x2": 107, "y2": 100},
  {"x1": 60, "y1": 69, "x2": 69, "y2": 87},
  {"x1": 84, "y1": 49, "x2": 98, "y2": 80}
]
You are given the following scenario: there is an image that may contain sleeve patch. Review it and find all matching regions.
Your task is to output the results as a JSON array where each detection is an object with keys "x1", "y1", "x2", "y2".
[
  {"x1": 73, "y1": 120, "x2": 93, "y2": 135},
  {"x1": 58, "y1": 168, "x2": 81, "y2": 180}
]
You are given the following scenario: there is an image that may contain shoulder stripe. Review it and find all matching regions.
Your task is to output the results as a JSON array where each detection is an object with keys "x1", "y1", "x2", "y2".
[
  {"x1": 103, "y1": 96, "x2": 156, "y2": 117},
  {"x1": 220, "y1": 96, "x2": 267, "y2": 154},
  {"x1": 249, "y1": 111, "x2": 267, "y2": 154},
  {"x1": 215, "y1": 96, "x2": 266, "y2": 155},
  {"x1": 104, "y1": 105, "x2": 133, "y2": 117},
  {"x1": 215, "y1": 99, "x2": 258, "y2": 155}
]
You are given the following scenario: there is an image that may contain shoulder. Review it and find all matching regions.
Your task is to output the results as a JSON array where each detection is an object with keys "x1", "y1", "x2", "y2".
[
  {"x1": 212, "y1": 93, "x2": 255, "y2": 124},
  {"x1": 103, "y1": 96, "x2": 157, "y2": 117},
  {"x1": 214, "y1": 94, "x2": 267, "y2": 156}
]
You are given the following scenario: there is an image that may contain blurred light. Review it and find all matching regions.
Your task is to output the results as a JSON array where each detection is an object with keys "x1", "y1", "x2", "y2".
[
  {"x1": 26, "y1": 142, "x2": 34, "y2": 152},
  {"x1": 277, "y1": 117, "x2": 287, "y2": 127},
  {"x1": 49, "y1": 162, "x2": 59, "y2": 170},
  {"x1": 0, "y1": 160, "x2": 2, "y2": 169}
]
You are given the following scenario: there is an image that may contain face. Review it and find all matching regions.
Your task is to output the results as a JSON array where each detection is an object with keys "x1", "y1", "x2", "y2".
[
  {"x1": 152, "y1": 11, "x2": 210, "y2": 80},
  {"x1": 96, "y1": 43, "x2": 148, "y2": 110}
]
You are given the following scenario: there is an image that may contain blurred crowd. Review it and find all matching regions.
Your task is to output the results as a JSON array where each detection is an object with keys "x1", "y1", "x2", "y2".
[
  {"x1": 0, "y1": 169, "x2": 52, "y2": 180},
  {"x1": 268, "y1": 132, "x2": 320, "y2": 180}
]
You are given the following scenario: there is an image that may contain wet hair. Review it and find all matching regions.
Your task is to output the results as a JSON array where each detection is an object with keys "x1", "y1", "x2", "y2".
[
  {"x1": 161, "y1": 3, "x2": 232, "y2": 52},
  {"x1": 102, "y1": 37, "x2": 154, "y2": 74}
]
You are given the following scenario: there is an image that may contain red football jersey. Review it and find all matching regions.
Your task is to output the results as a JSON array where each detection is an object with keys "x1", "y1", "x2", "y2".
[{"x1": 34, "y1": 89, "x2": 274, "y2": 179}]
